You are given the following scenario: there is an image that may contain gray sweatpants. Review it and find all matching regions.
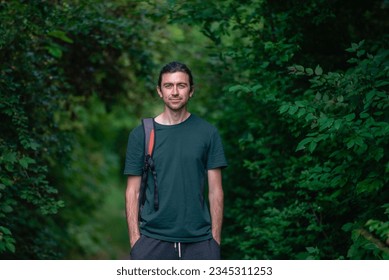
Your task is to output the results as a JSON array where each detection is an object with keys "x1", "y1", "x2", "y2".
[{"x1": 130, "y1": 235, "x2": 220, "y2": 260}]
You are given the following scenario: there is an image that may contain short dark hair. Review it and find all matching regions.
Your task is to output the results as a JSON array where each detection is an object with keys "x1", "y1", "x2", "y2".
[{"x1": 158, "y1": 61, "x2": 194, "y2": 90}]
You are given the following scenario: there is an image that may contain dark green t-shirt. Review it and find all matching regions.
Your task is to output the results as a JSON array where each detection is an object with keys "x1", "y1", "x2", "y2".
[{"x1": 123, "y1": 114, "x2": 227, "y2": 242}]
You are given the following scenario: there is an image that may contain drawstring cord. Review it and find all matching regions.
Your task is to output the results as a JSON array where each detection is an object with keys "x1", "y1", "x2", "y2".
[{"x1": 174, "y1": 242, "x2": 182, "y2": 260}]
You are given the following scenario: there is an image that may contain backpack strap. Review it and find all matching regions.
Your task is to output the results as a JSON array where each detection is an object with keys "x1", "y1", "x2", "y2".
[
  {"x1": 138, "y1": 118, "x2": 158, "y2": 221},
  {"x1": 142, "y1": 118, "x2": 155, "y2": 157}
]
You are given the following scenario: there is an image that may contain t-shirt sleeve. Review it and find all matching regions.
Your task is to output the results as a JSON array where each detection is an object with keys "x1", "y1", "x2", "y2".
[
  {"x1": 123, "y1": 126, "x2": 144, "y2": 175},
  {"x1": 206, "y1": 129, "x2": 228, "y2": 170}
]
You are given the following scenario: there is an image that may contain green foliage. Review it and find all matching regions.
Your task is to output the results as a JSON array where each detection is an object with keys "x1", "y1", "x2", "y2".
[
  {"x1": 0, "y1": 0, "x2": 156, "y2": 259},
  {"x1": 1, "y1": 0, "x2": 388, "y2": 260},
  {"x1": 0, "y1": 0, "x2": 67, "y2": 254},
  {"x1": 169, "y1": 0, "x2": 388, "y2": 259},
  {"x1": 280, "y1": 44, "x2": 389, "y2": 259}
]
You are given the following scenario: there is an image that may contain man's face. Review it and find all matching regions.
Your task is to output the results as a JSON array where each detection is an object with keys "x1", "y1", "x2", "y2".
[{"x1": 157, "y1": 72, "x2": 194, "y2": 112}]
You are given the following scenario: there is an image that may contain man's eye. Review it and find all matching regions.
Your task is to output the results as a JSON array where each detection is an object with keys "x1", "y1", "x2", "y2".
[
  {"x1": 178, "y1": 84, "x2": 186, "y2": 89},
  {"x1": 164, "y1": 84, "x2": 173, "y2": 89}
]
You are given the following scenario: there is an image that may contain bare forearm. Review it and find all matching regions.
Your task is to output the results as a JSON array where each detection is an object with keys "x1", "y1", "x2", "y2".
[
  {"x1": 208, "y1": 169, "x2": 224, "y2": 244},
  {"x1": 125, "y1": 176, "x2": 141, "y2": 247},
  {"x1": 209, "y1": 187, "x2": 224, "y2": 244}
]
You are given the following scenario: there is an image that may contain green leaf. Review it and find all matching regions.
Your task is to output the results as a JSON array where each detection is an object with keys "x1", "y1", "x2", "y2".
[
  {"x1": 5, "y1": 242, "x2": 15, "y2": 253},
  {"x1": 296, "y1": 137, "x2": 314, "y2": 151},
  {"x1": 318, "y1": 117, "x2": 334, "y2": 131},
  {"x1": 261, "y1": 61, "x2": 270, "y2": 68},
  {"x1": 19, "y1": 157, "x2": 36, "y2": 169},
  {"x1": 279, "y1": 104, "x2": 290, "y2": 114},
  {"x1": 228, "y1": 84, "x2": 250, "y2": 94},
  {"x1": 305, "y1": 68, "x2": 314, "y2": 75},
  {"x1": 344, "y1": 113, "x2": 356, "y2": 122},
  {"x1": 356, "y1": 179, "x2": 383, "y2": 194},
  {"x1": 29, "y1": 141, "x2": 39, "y2": 151},
  {"x1": 342, "y1": 223, "x2": 355, "y2": 232},
  {"x1": 295, "y1": 65, "x2": 305, "y2": 72},
  {"x1": 357, "y1": 40, "x2": 365, "y2": 48},
  {"x1": 315, "y1": 65, "x2": 323, "y2": 75},
  {"x1": 295, "y1": 101, "x2": 307, "y2": 107},
  {"x1": 354, "y1": 136, "x2": 364, "y2": 147},
  {"x1": 46, "y1": 45, "x2": 63, "y2": 58},
  {"x1": 297, "y1": 108, "x2": 306, "y2": 118},
  {"x1": 373, "y1": 148, "x2": 384, "y2": 161},
  {"x1": 1, "y1": 205, "x2": 13, "y2": 213},
  {"x1": 356, "y1": 49, "x2": 365, "y2": 57},
  {"x1": 374, "y1": 80, "x2": 389, "y2": 88},
  {"x1": 347, "y1": 58, "x2": 359, "y2": 64},
  {"x1": 306, "y1": 247, "x2": 319, "y2": 254},
  {"x1": 2, "y1": 152, "x2": 17, "y2": 164},
  {"x1": 252, "y1": 84, "x2": 263, "y2": 92},
  {"x1": 288, "y1": 105, "x2": 299, "y2": 115},
  {"x1": 334, "y1": 119, "x2": 342, "y2": 130},
  {"x1": 305, "y1": 113, "x2": 316, "y2": 122},
  {"x1": 0, "y1": 226, "x2": 12, "y2": 235},
  {"x1": 48, "y1": 30, "x2": 74, "y2": 43},
  {"x1": 308, "y1": 141, "x2": 317, "y2": 153},
  {"x1": 346, "y1": 139, "x2": 355, "y2": 149},
  {"x1": 0, "y1": 178, "x2": 13, "y2": 187}
]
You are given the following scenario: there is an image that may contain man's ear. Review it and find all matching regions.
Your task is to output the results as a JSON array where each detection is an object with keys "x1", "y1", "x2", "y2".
[
  {"x1": 189, "y1": 87, "x2": 195, "y2": 98},
  {"x1": 157, "y1": 86, "x2": 163, "y2": 98}
]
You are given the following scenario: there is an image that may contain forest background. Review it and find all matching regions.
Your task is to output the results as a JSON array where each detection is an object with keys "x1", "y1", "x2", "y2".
[{"x1": 0, "y1": 0, "x2": 388, "y2": 260}]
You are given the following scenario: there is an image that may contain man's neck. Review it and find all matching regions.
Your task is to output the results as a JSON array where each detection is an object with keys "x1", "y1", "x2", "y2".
[{"x1": 155, "y1": 109, "x2": 191, "y2": 125}]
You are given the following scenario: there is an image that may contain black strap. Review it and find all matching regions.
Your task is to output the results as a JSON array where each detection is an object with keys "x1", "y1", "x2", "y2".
[{"x1": 138, "y1": 118, "x2": 158, "y2": 221}]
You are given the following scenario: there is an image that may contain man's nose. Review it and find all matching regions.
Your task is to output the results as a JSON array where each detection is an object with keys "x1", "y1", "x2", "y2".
[{"x1": 172, "y1": 86, "x2": 179, "y2": 95}]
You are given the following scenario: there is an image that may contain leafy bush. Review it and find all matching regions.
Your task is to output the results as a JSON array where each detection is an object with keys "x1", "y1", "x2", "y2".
[
  {"x1": 169, "y1": 0, "x2": 388, "y2": 259},
  {"x1": 279, "y1": 43, "x2": 389, "y2": 259},
  {"x1": 0, "y1": 0, "x2": 155, "y2": 259}
]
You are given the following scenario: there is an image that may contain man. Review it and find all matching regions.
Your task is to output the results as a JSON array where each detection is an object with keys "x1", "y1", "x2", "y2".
[{"x1": 124, "y1": 61, "x2": 227, "y2": 260}]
